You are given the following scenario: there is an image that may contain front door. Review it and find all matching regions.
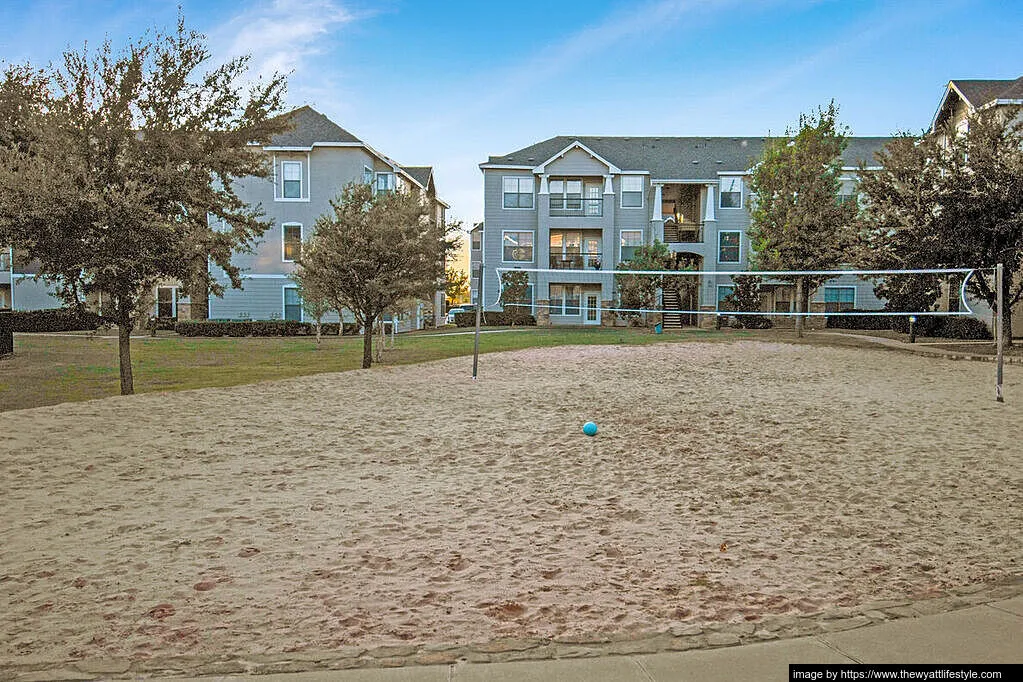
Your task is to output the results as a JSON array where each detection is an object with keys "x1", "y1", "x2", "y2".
[{"x1": 583, "y1": 293, "x2": 600, "y2": 325}]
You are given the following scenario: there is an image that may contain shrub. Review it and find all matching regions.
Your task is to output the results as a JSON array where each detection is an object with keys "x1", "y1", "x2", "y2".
[
  {"x1": 454, "y1": 310, "x2": 536, "y2": 327},
  {"x1": 825, "y1": 309, "x2": 991, "y2": 340},
  {"x1": 935, "y1": 317, "x2": 992, "y2": 340},
  {"x1": 11, "y1": 308, "x2": 109, "y2": 332},
  {"x1": 174, "y1": 319, "x2": 362, "y2": 337}
]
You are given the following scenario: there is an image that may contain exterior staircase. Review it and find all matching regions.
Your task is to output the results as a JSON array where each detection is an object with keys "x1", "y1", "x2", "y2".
[{"x1": 661, "y1": 289, "x2": 684, "y2": 330}]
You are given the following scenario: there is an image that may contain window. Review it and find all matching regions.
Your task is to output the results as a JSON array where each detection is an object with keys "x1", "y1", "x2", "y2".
[
  {"x1": 471, "y1": 230, "x2": 482, "y2": 250},
  {"x1": 503, "y1": 176, "x2": 534, "y2": 208},
  {"x1": 550, "y1": 178, "x2": 582, "y2": 210},
  {"x1": 824, "y1": 286, "x2": 855, "y2": 312},
  {"x1": 718, "y1": 231, "x2": 741, "y2": 263},
  {"x1": 376, "y1": 172, "x2": 395, "y2": 194},
  {"x1": 502, "y1": 231, "x2": 534, "y2": 262},
  {"x1": 471, "y1": 263, "x2": 481, "y2": 281},
  {"x1": 585, "y1": 183, "x2": 602, "y2": 216},
  {"x1": 621, "y1": 176, "x2": 643, "y2": 208},
  {"x1": 549, "y1": 284, "x2": 581, "y2": 316},
  {"x1": 362, "y1": 166, "x2": 374, "y2": 185},
  {"x1": 282, "y1": 224, "x2": 302, "y2": 262},
  {"x1": 156, "y1": 287, "x2": 176, "y2": 318},
  {"x1": 284, "y1": 287, "x2": 303, "y2": 321},
  {"x1": 719, "y1": 176, "x2": 742, "y2": 208},
  {"x1": 716, "y1": 285, "x2": 735, "y2": 311},
  {"x1": 620, "y1": 230, "x2": 643, "y2": 261},
  {"x1": 282, "y1": 161, "x2": 302, "y2": 199}
]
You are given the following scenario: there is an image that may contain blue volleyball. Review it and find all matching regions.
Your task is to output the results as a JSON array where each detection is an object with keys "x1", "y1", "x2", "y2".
[{"x1": 583, "y1": 421, "x2": 598, "y2": 436}]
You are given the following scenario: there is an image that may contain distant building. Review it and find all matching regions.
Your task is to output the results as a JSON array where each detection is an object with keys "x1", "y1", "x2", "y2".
[
  {"x1": 475, "y1": 136, "x2": 888, "y2": 327},
  {"x1": 2, "y1": 106, "x2": 450, "y2": 331}
]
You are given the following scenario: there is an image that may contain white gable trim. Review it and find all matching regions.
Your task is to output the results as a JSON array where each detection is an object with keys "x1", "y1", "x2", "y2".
[
  {"x1": 930, "y1": 82, "x2": 975, "y2": 133},
  {"x1": 534, "y1": 140, "x2": 622, "y2": 174}
]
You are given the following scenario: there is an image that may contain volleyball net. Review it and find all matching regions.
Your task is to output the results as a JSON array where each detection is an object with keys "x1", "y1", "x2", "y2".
[{"x1": 491, "y1": 266, "x2": 986, "y2": 318}]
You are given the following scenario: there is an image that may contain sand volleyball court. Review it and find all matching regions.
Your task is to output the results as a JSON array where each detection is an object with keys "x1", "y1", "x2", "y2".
[{"x1": 1, "y1": 341, "x2": 1020, "y2": 669}]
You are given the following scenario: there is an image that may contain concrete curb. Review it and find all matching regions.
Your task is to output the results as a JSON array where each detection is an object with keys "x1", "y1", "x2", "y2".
[{"x1": 4, "y1": 577, "x2": 1021, "y2": 680}]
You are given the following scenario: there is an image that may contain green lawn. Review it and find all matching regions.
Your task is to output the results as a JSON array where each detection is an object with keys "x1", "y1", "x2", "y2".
[{"x1": 0, "y1": 327, "x2": 740, "y2": 411}]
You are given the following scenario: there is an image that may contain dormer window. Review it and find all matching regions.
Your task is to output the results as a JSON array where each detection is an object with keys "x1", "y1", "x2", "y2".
[{"x1": 282, "y1": 162, "x2": 302, "y2": 199}]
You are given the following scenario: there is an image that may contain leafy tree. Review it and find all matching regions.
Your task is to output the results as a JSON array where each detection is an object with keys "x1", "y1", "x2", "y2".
[
  {"x1": 859, "y1": 107, "x2": 1023, "y2": 342},
  {"x1": 721, "y1": 275, "x2": 771, "y2": 328},
  {"x1": 444, "y1": 266, "x2": 469, "y2": 306},
  {"x1": 615, "y1": 240, "x2": 672, "y2": 326},
  {"x1": 499, "y1": 270, "x2": 531, "y2": 324},
  {"x1": 748, "y1": 101, "x2": 859, "y2": 336},
  {"x1": 295, "y1": 182, "x2": 457, "y2": 368},
  {"x1": 0, "y1": 17, "x2": 288, "y2": 394},
  {"x1": 855, "y1": 133, "x2": 945, "y2": 314},
  {"x1": 290, "y1": 269, "x2": 333, "y2": 347}
]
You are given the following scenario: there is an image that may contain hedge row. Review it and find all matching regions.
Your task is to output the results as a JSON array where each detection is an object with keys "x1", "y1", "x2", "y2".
[
  {"x1": 10, "y1": 308, "x2": 109, "y2": 332},
  {"x1": 453, "y1": 311, "x2": 536, "y2": 327},
  {"x1": 826, "y1": 309, "x2": 991, "y2": 340},
  {"x1": 174, "y1": 320, "x2": 361, "y2": 337},
  {"x1": 0, "y1": 311, "x2": 12, "y2": 356}
]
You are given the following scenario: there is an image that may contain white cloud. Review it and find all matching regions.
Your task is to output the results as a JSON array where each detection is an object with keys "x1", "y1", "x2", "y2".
[{"x1": 210, "y1": 0, "x2": 354, "y2": 83}]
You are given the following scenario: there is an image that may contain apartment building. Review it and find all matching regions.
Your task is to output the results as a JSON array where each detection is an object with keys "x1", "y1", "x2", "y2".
[
  {"x1": 2, "y1": 106, "x2": 449, "y2": 330},
  {"x1": 475, "y1": 135, "x2": 889, "y2": 327}
]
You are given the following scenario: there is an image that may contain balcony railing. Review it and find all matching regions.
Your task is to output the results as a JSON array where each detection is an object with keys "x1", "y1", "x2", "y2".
[
  {"x1": 550, "y1": 197, "x2": 603, "y2": 217},
  {"x1": 550, "y1": 253, "x2": 602, "y2": 270},
  {"x1": 663, "y1": 220, "x2": 703, "y2": 243}
]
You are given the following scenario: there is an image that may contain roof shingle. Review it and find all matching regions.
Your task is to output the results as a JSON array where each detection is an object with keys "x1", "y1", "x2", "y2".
[{"x1": 485, "y1": 135, "x2": 889, "y2": 179}]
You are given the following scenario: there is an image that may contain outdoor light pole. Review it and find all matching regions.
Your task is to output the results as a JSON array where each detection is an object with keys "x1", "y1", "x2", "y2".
[{"x1": 908, "y1": 316, "x2": 916, "y2": 344}]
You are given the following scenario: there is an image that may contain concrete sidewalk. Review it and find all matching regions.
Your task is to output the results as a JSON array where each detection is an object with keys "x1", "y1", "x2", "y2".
[{"x1": 162, "y1": 597, "x2": 1022, "y2": 682}]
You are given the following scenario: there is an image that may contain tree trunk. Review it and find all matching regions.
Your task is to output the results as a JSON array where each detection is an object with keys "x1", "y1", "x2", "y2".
[
  {"x1": 315, "y1": 320, "x2": 322, "y2": 347},
  {"x1": 118, "y1": 321, "x2": 134, "y2": 395},
  {"x1": 362, "y1": 314, "x2": 375, "y2": 368},
  {"x1": 794, "y1": 277, "x2": 804, "y2": 338}
]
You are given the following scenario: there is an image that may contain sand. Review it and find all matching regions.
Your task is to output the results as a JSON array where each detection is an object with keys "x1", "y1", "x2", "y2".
[{"x1": 1, "y1": 341, "x2": 1020, "y2": 666}]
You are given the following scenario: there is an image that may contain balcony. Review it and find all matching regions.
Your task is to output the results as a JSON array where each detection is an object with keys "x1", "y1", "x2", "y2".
[
  {"x1": 550, "y1": 197, "x2": 603, "y2": 217},
  {"x1": 550, "y1": 253, "x2": 602, "y2": 270},
  {"x1": 664, "y1": 220, "x2": 703, "y2": 243}
]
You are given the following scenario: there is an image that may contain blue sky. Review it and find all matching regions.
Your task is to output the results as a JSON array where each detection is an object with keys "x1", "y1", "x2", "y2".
[{"x1": 2, "y1": 0, "x2": 1022, "y2": 229}]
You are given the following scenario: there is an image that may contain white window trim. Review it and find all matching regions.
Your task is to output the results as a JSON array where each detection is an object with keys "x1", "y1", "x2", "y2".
[
  {"x1": 619, "y1": 229, "x2": 644, "y2": 262},
  {"x1": 718, "y1": 175, "x2": 743, "y2": 210},
  {"x1": 549, "y1": 284, "x2": 584, "y2": 316},
  {"x1": 822, "y1": 285, "x2": 857, "y2": 308},
  {"x1": 277, "y1": 158, "x2": 311, "y2": 202},
  {"x1": 282, "y1": 223, "x2": 303, "y2": 263},
  {"x1": 502, "y1": 175, "x2": 535, "y2": 210},
  {"x1": 501, "y1": 229, "x2": 536, "y2": 264},
  {"x1": 282, "y1": 285, "x2": 303, "y2": 322},
  {"x1": 620, "y1": 175, "x2": 645, "y2": 209},
  {"x1": 715, "y1": 284, "x2": 735, "y2": 311},
  {"x1": 717, "y1": 230, "x2": 742, "y2": 264}
]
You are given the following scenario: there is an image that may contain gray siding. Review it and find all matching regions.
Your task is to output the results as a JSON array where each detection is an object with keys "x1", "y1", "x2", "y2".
[
  {"x1": 209, "y1": 277, "x2": 344, "y2": 322},
  {"x1": 12, "y1": 276, "x2": 62, "y2": 311}
]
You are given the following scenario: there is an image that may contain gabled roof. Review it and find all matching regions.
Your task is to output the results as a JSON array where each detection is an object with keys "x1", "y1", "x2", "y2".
[
  {"x1": 950, "y1": 76, "x2": 1023, "y2": 108},
  {"x1": 268, "y1": 105, "x2": 362, "y2": 147},
  {"x1": 482, "y1": 135, "x2": 889, "y2": 179},
  {"x1": 932, "y1": 76, "x2": 1023, "y2": 131},
  {"x1": 401, "y1": 166, "x2": 433, "y2": 188}
]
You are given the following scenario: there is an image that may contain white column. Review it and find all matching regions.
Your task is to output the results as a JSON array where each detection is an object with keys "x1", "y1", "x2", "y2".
[
  {"x1": 538, "y1": 174, "x2": 549, "y2": 195},
  {"x1": 603, "y1": 174, "x2": 614, "y2": 195},
  {"x1": 704, "y1": 182, "x2": 716, "y2": 222},
  {"x1": 651, "y1": 183, "x2": 664, "y2": 243}
]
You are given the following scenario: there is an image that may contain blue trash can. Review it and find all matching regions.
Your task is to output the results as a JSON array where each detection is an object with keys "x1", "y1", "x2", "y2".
[{"x1": 654, "y1": 322, "x2": 663, "y2": 334}]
